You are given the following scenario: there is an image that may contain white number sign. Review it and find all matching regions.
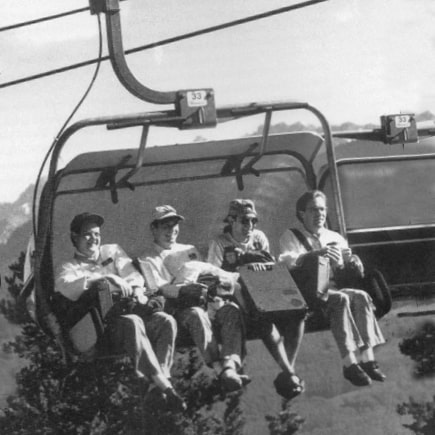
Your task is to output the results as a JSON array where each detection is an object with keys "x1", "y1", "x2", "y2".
[
  {"x1": 395, "y1": 115, "x2": 411, "y2": 128},
  {"x1": 187, "y1": 90, "x2": 207, "y2": 107}
]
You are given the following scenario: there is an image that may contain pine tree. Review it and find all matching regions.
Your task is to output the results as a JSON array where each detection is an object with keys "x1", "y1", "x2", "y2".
[
  {"x1": 0, "y1": 251, "x2": 31, "y2": 324},
  {"x1": 0, "y1": 253, "x2": 247, "y2": 434},
  {"x1": 0, "y1": 252, "x2": 303, "y2": 434},
  {"x1": 265, "y1": 402, "x2": 305, "y2": 435},
  {"x1": 397, "y1": 321, "x2": 435, "y2": 434}
]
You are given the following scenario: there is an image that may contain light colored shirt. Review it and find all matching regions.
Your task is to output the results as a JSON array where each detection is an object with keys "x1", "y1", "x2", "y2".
[
  {"x1": 55, "y1": 244, "x2": 144, "y2": 301},
  {"x1": 207, "y1": 228, "x2": 270, "y2": 267},
  {"x1": 278, "y1": 224, "x2": 347, "y2": 270},
  {"x1": 137, "y1": 242, "x2": 202, "y2": 298}
]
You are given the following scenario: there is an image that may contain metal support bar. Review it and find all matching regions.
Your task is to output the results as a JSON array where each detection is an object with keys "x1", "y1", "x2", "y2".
[
  {"x1": 241, "y1": 109, "x2": 272, "y2": 174},
  {"x1": 101, "y1": 0, "x2": 217, "y2": 127},
  {"x1": 307, "y1": 105, "x2": 346, "y2": 235},
  {"x1": 115, "y1": 125, "x2": 149, "y2": 187},
  {"x1": 104, "y1": 0, "x2": 177, "y2": 104}
]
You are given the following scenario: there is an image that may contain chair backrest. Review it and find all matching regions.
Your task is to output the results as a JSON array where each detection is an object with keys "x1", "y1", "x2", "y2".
[
  {"x1": 321, "y1": 146, "x2": 435, "y2": 288},
  {"x1": 49, "y1": 133, "x2": 321, "y2": 289}
]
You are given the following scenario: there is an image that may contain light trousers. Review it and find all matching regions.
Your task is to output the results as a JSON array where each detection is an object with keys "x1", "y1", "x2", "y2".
[
  {"x1": 177, "y1": 302, "x2": 245, "y2": 368},
  {"x1": 325, "y1": 288, "x2": 385, "y2": 358},
  {"x1": 111, "y1": 311, "x2": 177, "y2": 378}
]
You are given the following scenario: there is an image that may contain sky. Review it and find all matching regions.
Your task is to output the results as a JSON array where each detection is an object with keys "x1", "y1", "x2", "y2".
[{"x1": 1, "y1": 0, "x2": 435, "y2": 203}]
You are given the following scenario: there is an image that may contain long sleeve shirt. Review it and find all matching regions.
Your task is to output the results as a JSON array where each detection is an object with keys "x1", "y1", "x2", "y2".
[
  {"x1": 55, "y1": 244, "x2": 144, "y2": 301},
  {"x1": 207, "y1": 229, "x2": 270, "y2": 268},
  {"x1": 278, "y1": 225, "x2": 347, "y2": 270},
  {"x1": 137, "y1": 242, "x2": 202, "y2": 298}
]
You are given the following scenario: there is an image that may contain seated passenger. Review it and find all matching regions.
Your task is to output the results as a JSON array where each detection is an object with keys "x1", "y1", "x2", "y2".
[
  {"x1": 137, "y1": 205, "x2": 249, "y2": 393},
  {"x1": 55, "y1": 212, "x2": 185, "y2": 411},
  {"x1": 208, "y1": 199, "x2": 306, "y2": 400},
  {"x1": 278, "y1": 190, "x2": 387, "y2": 386}
]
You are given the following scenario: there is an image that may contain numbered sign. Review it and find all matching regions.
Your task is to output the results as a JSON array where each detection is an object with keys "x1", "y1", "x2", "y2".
[
  {"x1": 186, "y1": 90, "x2": 208, "y2": 107},
  {"x1": 176, "y1": 88, "x2": 217, "y2": 129},
  {"x1": 394, "y1": 115, "x2": 411, "y2": 128}
]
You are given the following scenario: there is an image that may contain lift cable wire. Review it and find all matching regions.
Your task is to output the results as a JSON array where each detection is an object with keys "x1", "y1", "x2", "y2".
[
  {"x1": 31, "y1": 13, "x2": 104, "y2": 237},
  {"x1": 0, "y1": 7, "x2": 90, "y2": 33},
  {"x1": 0, "y1": 0, "x2": 327, "y2": 90}
]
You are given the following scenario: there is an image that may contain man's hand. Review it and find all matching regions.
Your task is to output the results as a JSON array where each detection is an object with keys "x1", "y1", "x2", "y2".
[
  {"x1": 342, "y1": 248, "x2": 352, "y2": 263},
  {"x1": 348, "y1": 255, "x2": 365, "y2": 277},
  {"x1": 318, "y1": 243, "x2": 343, "y2": 267},
  {"x1": 105, "y1": 274, "x2": 133, "y2": 297},
  {"x1": 133, "y1": 287, "x2": 149, "y2": 305}
]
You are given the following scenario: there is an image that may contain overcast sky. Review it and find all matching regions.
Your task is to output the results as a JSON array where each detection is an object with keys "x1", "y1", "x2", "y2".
[{"x1": 1, "y1": 0, "x2": 435, "y2": 203}]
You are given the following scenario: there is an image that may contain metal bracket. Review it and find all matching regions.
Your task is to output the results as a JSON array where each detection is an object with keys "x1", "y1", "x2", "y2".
[
  {"x1": 114, "y1": 125, "x2": 149, "y2": 188},
  {"x1": 221, "y1": 143, "x2": 259, "y2": 190},
  {"x1": 240, "y1": 109, "x2": 272, "y2": 174},
  {"x1": 90, "y1": 0, "x2": 217, "y2": 130},
  {"x1": 95, "y1": 155, "x2": 133, "y2": 203}
]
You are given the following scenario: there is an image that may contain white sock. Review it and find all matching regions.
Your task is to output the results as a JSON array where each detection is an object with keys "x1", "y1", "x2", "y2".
[
  {"x1": 151, "y1": 373, "x2": 172, "y2": 391},
  {"x1": 343, "y1": 352, "x2": 358, "y2": 367},
  {"x1": 360, "y1": 347, "x2": 375, "y2": 363}
]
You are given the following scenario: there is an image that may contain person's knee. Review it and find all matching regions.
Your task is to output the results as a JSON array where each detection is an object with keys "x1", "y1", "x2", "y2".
[
  {"x1": 331, "y1": 291, "x2": 350, "y2": 307},
  {"x1": 216, "y1": 302, "x2": 241, "y2": 320},
  {"x1": 118, "y1": 314, "x2": 147, "y2": 337},
  {"x1": 254, "y1": 318, "x2": 275, "y2": 339},
  {"x1": 152, "y1": 311, "x2": 177, "y2": 333},
  {"x1": 148, "y1": 312, "x2": 177, "y2": 342},
  {"x1": 352, "y1": 289, "x2": 372, "y2": 307},
  {"x1": 179, "y1": 307, "x2": 209, "y2": 330}
]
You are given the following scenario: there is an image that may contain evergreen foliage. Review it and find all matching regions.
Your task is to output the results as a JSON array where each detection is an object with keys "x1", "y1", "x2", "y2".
[
  {"x1": 0, "y1": 252, "x2": 303, "y2": 434},
  {"x1": 397, "y1": 321, "x2": 435, "y2": 434},
  {"x1": 399, "y1": 322, "x2": 435, "y2": 377},
  {"x1": 265, "y1": 403, "x2": 305, "y2": 435},
  {"x1": 0, "y1": 322, "x2": 247, "y2": 434},
  {"x1": 0, "y1": 251, "x2": 31, "y2": 324},
  {"x1": 397, "y1": 397, "x2": 435, "y2": 435}
]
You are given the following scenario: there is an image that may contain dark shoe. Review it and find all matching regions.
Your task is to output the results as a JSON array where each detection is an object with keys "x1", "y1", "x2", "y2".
[
  {"x1": 164, "y1": 387, "x2": 187, "y2": 412},
  {"x1": 143, "y1": 387, "x2": 167, "y2": 410},
  {"x1": 360, "y1": 361, "x2": 386, "y2": 382},
  {"x1": 343, "y1": 363, "x2": 371, "y2": 386},
  {"x1": 273, "y1": 371, "x2": 305, "y2": 400}
]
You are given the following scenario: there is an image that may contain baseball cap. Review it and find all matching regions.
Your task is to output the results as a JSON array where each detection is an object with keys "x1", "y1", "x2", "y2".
[
  {"x1": 70, "y1": 212, "x2": 104, "y2": 233},
  {"x1": 151, "y1": 205, "x2": 185, "y2": 224},
  {"x1": 224, "y1": 199, "x2": 258, "y2": 223}
]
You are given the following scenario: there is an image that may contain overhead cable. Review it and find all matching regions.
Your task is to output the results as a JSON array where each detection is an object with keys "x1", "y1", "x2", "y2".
[
  {"x1": 0, "y1": 0, "x2": 327, "y2": 90},
  {"x1": 0, "y1": 7, "x2": 89, "y2": 33},
  {"x1": 32, "y1": 13, "x2": 103, "y2": 237}
]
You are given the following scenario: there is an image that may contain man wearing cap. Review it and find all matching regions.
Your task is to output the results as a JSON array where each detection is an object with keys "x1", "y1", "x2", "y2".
[
  {"x1": 137, "y1": 205, "x2": 249, "y2": 393},
  {"x1": 207, "y1": 199, "x2": 306, "y2": 400},
  {"x1": 55, "y1": 212, "x2": 185, "y2": 411}
]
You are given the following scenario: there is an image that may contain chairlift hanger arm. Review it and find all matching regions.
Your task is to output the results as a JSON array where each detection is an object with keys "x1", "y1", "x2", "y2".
[
  {"x1": 101, "y1": 0, "x2": 176, "y2": 105},
  {"x1": 90, "y1": 0, "x2": 217, "y2": 129}
]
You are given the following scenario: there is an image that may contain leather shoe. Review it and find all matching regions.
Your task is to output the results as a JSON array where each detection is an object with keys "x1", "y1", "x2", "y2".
[
  {"x1": 274, "y1": 371, "x2": 305, "y2": 400},
  {"x1": 220, "y1": 367, "x2": 250, "y2": 393},
  {"x1": 360, "y1": 361, "x2": 386, "y2": 382},
  {"x1": 343, "y1": 363, "x2": 371, "y2": 386}
]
